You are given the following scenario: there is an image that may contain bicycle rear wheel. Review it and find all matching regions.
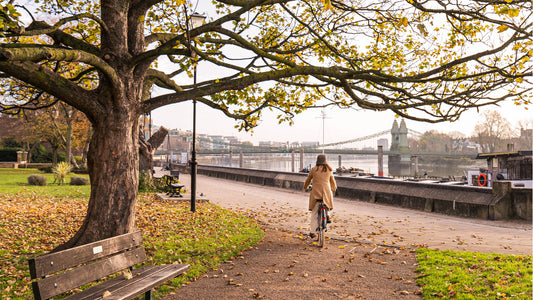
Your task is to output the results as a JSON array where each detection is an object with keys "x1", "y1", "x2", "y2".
[
  {"x1": 317, "y1": 205, "x2": 327, "y2": 247},
  {"x1": 318, "y1": 226, "x2": 325, "y2": 247}
]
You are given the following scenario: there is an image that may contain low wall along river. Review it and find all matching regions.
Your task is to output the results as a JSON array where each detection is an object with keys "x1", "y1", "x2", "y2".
[
  {"x1": 172, "y1": 164, "x2": 531, "y2": 221},
  {"x1": 191, "y1": 153, "x2": 485, "y2": 178}
]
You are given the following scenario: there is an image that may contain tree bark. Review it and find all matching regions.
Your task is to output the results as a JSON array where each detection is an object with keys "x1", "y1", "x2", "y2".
[
  {"x1": 139, "y1": 126, "x2": 168, "y2": 174},
  {"x1": 55, "y1": 117, "x2": 139, "y2": 250}
]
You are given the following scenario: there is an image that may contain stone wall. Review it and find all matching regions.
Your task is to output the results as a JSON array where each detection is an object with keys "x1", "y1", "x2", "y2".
[{"x1": 174, "y1": 164, "x2": 531, "y2": 221}]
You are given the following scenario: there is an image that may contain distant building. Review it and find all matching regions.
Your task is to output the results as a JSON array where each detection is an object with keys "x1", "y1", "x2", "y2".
[
  {"x1": 0, "y1": 114, "x2": 24, "y2": 142},
  {"x1": 301, "y1": 141, "x2": 320, "y2": 148},
  {"x1": 290, "y1": 141, "x2": 301, "y2": 149},
  {"x1": 158, "y1": 129, "x2": 190, "y2": 152},
  {"x1": 210, "y1": 135, "x2": 229, "y2": 150},
  {"x1": 258, "y1": 141, "x2": 273, "y2": 148},
  {"x1": 521, "y1": 128, "x2": 532, "y2": 139}
]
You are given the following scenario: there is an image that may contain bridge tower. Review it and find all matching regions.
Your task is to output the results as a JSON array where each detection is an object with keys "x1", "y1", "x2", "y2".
[
  {"x1": 388, "y1": 119, "x2": 411, "y2": 176},
  {"x1": 390, "y1": 119, "x2": 409, "y2": 152}
]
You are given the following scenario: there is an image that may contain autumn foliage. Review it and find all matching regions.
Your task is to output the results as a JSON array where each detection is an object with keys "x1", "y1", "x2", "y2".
[{"x1": 0, "y1": 169, "x2": 263, "y2": 299}]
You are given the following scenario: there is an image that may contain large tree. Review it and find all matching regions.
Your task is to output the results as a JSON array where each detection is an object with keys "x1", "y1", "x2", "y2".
[
  {"x1": 474, "y1": 109, "x2": 514, "y2": 152},
  {"x1": 0, "y1": 0, "x2": 531, "y2": 249}
]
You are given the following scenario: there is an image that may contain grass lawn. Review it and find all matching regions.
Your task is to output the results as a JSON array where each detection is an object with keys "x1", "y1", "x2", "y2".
[
  {"x1": 0, "y1": 168, "x2": 263, "y2": 299},
  {"x1": 416, "y1": 249, "x2": 532, "y2": 299}
]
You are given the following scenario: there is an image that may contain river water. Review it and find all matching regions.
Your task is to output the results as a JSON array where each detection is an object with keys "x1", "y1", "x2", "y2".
[{"x1": 194, "y1": 153, "x2": 485, "y2": 178}]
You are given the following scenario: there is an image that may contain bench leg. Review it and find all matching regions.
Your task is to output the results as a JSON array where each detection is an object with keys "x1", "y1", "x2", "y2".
[{"x1": 145, "y1": 289, "x2": 152, "y2": 300}]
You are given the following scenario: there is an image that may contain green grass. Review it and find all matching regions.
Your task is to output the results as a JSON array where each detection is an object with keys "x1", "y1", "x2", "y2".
[
  {"x1": 0, "y1": 167, "x2": 91, "y2": 197},
  {"x1": 416, "y1": 248, "x2": 532, "y2": 299},
  {"x1": 0, "y1": 168, "x2": 263, "y2": 299}
]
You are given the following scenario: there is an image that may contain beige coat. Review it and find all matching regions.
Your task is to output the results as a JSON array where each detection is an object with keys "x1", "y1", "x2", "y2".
[{"x1": 303, "y1": 166, "x2": 337, "y2": 211}]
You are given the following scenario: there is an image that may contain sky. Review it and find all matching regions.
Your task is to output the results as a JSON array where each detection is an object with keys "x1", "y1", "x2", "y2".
[{"x1": 151, "y1": 96, "x2": 532, "y2": 146}]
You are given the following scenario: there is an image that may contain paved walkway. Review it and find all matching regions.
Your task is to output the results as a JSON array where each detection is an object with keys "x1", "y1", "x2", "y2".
[{"x1": 178, "y1": 173, "x2": 531, "y2": 255}]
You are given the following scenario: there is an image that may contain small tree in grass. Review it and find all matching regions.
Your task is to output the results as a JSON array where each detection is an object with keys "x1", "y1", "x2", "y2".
[{"x1": 52, "y1": 162, "x2": 72, "y2": 185}]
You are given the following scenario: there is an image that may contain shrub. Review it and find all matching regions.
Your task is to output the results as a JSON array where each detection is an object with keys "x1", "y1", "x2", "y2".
[
  {"x1": 138, "y1": 171, "x2": 154, "y2": 192},
  {"x1": 27, "y1": 174, "x2": 47, "y2": 186},
  {"x1": 52, "y1": 162, "x2": 73, "y2": 185},
  {"x1": 70, "y1": 176, "x2": 89, "y2": 186}
]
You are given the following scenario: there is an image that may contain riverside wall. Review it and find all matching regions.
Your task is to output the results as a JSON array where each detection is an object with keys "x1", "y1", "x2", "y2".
[{"x1": 173, "y1": 164, "x2": 532, "y2": 221}]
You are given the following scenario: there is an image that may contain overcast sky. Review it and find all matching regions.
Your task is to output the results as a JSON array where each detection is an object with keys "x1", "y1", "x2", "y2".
[{"x1": 151, "y1": 97, "x2": 531, "y2": 146}]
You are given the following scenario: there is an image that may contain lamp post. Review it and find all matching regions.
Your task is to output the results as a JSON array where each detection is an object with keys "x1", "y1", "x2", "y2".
[{"x1": 188, "y1": 12, "x2": 205, "y2": 212}]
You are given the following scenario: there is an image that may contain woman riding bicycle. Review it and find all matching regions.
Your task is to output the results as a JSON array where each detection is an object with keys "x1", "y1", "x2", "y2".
[{"x1": 303, "y1": 154, "x2": 337, "y2": 238}]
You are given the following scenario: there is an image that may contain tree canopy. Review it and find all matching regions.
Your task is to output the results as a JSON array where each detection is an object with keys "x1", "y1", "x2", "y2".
[
  {"x1": 0, "y1": 0, "x2": 531, "y2": 247},
  {"x1": 1, "y1": 0, "x2": 531, "y2": 125}
]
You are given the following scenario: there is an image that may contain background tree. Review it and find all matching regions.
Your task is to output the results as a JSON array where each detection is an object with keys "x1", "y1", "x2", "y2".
[
  {"x1": 473, "y1": 110, "x2": 514, "y2": 152},
  {"x1": 416, "y1": 130, "x2": 454, "y2": 153},
  {"x1": 0, "y1": 0, "x2": 531, "y2": 249}
]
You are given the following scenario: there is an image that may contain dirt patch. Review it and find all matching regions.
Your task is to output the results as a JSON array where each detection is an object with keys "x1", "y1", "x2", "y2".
[{"x1": 164, "y1": 227, "x2": 422, "y2": 299}]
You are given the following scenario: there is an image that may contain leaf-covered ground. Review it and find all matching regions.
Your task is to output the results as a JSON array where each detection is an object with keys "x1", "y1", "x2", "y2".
[{"x1": 0, "y1": 170, "x2": 263, "y2": 299}]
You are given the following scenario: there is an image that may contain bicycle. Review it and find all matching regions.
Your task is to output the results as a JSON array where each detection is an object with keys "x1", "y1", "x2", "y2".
[
  {"x1": 306, "y1": 185, "x2": 329, "y2": 247},
  {"x1": 316, "y1": 200, "x2": 328, "y2": 247}
]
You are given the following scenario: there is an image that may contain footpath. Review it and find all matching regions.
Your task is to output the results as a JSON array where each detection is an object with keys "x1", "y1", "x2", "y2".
[{"x1": 164, "y1": 174, "x2": 531, "y2": 299}]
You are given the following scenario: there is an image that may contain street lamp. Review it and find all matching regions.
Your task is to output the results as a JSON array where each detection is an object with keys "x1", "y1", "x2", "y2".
[{"x1": 188, "y1": 12, "x2": 205, "y2": 212}]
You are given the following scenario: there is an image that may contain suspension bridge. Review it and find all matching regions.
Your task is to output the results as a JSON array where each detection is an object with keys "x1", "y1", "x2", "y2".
[{"x1": 194, "y1": 120, "x2": 476, "y2": 159}]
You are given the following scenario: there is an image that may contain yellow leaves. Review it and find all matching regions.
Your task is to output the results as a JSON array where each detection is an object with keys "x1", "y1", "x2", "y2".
[
  {"x1": 123, "y1": 269, "x2": 133, "y2": 280},
  {"x1": 507, "y1": 9, "x2": 519, "y2": 17},
  {"x1": 320, "y1": 0, "x2": 333, "y2": 11},
  {"x1": 496, "y1": 24, "x2": 508, "y2": 33},
  {"x1": 399, "y1": 17, "x2": 408, "y2": 27}
]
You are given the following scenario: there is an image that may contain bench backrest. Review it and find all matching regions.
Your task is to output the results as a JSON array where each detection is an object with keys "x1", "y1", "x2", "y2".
[{"x1": 28, "y1": 231, "x2": 145, "y2": 300}]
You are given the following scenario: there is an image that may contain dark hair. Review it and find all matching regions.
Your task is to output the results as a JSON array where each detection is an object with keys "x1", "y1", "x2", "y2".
[{"x1": 317, "y1": 164, "x2": 333, "y2": 172}]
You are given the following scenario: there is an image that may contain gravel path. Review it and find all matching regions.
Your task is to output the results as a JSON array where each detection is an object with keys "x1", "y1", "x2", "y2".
[{"x1": 180, "y1": 173, "x2": 531, "y2": 255}]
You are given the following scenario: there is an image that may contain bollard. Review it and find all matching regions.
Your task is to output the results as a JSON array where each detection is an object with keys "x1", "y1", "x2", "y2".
[
  {"x1": 378, "y1": 146, "x2": 383, "y2": 177},
  {"x1": 291, "y1": 151, "x2": 295, "y2": 172},
  {"x1": 413, "y1": 156, "x2": 419, "y2": 177},
  {"x1": 300, "y1": 148, "x2": 304, "y2": 172}
]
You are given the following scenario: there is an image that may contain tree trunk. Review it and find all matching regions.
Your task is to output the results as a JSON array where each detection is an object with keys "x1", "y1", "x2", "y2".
[
  {"x1": 139, "y1": 126, "x2": 168, "y2": 174},
  {"x1": 55, "y1": 117, "x2": 139, "y2": 250},
  {"x1": 66, "y1": 119, "x2": 73, "y2": 166},
  {"x1": 80, "y1": 128, "x2": 92, "y2": 169},
  {"x1": 27, "y1": 142, "x2": 38, "y2": 163}
]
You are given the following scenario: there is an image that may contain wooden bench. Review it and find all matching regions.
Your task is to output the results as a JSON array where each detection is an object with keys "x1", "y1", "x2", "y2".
[
  {"x1": 164, "y1": 174, "x2": 184, "y2": 197},
  {"x1": 28, "y1": 231, "x2": 189, "y2": 300}
]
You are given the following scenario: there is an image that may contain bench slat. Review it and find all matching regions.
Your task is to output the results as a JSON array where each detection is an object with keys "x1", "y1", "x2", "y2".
[
  {"x1": 66, "y1": 264, "x2": 190, "y2": 300},
  {"x1": 32, "y1": 246, "x2": 146, "y2": 300},
  {"x1": 29, "y1": 231, "x2": 143, "y2": 279}
]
